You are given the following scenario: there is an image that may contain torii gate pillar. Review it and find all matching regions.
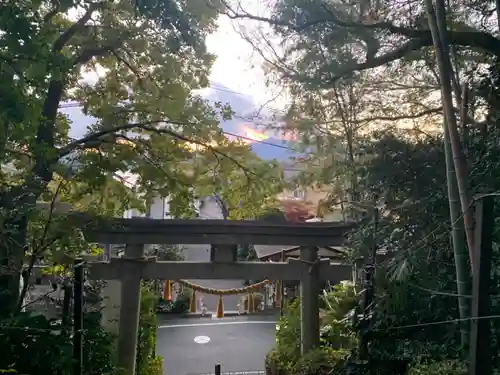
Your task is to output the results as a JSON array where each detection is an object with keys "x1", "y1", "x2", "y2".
[{"x1": 70, "y1": 215, "x2": 356, "y2": 374}]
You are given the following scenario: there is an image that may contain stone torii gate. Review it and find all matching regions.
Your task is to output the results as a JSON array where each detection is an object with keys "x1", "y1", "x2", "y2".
[{"x1": 74, "y1": 214, "x2": 356, "y2": 375}]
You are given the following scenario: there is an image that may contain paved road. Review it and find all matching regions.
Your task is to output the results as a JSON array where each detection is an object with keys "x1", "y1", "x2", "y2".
[
  {"x1": 182, "y1": 244, "x2": 243, "y2": 312},
  {"x1": 157, "y1": 315, "x2": 277, "y2": 375}
]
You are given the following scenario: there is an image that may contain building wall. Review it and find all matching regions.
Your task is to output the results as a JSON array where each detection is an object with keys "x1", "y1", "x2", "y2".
[
  {"x1": 197, "y1": 196, "x2": 225, "y2": 220},
  {"x1": 123, "y1": 194, "x2": 225, "y2": 258},
  {"x1": 149, "y1": 196, "x2": 168, "y2": 219},
  {"x1": 183, "y1": 196, "x2": 224, "y2": 264},
  {"x1": 279, "y1": 162, "x2": 343, "y2": 221},
  {"x1": 123, "y1": 195, "x2": 223, "y2": 220}
]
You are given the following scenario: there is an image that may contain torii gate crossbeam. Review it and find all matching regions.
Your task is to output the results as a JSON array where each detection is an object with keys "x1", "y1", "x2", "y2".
[{"x1": 70, "y1": 214, "x2": 356, "y2": 375}]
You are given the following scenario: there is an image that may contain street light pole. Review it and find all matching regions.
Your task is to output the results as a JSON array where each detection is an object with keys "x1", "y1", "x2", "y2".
[{"x1": 280, "y1": 250, "x2": 285, "y2": 317}]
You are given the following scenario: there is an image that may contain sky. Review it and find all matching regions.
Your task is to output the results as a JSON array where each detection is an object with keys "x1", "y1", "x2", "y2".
[
  {"x1": 204, "y1": 4, "x2": 286, "y2": 111},
  {"x1": 196, "y1": 2, "x2": 295, "y2": 152},
  {"x1": 63, "y1": 2, "x2": 298, "y2": 160}
]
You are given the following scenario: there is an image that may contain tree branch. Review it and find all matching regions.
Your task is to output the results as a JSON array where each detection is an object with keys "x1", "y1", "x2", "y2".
[
  {"x1": 223, "y1": 4, "x2": 500, "y2": 81},
  {"x1": 75, "y1": 39, "x2": 123, "y2": 65},
  {"x1": 58, "y1": 120, "x2": 183, "y2": 156},
  {"x1": 53, "y1": 3, "x2": 101, "y2": 52},
  {"x1": 58, "y1": 120, "x2": 255, "y2": 176},
  {"x1": 328, "y1": 38, "x2": 433, "y2": 82},
  {"x1": 43, "y1": 0, "x2": 60, "y2": 24},
  {"x1": 117, "y1": 135, "x2": 192, "y2": 187},
  {"x1": 354, "y1": 107, "x2": 444, "y2": 124}
]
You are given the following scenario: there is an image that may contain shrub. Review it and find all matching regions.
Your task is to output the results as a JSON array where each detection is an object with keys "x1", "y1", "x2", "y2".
[
  {"x1": 408, "y1": 360, "x2": 466, "y2": 375},
  {"x1": 267, "y1": 282, "x2": 358, "y2": 375},
  {"x1": 171, "y1": 287, "x2": 192, "y2": 313},
  {"x1": 141, "y1": 356, "x2": 163, "y2": 375},
  {"x1": 320, "y1": 281, "x2": 357, "y2": 322},
  {"x1": 137, "y1": 283, "x2": 162, "y2": 375},
  {"x1": 265, "y1": 346, "x2": 348, "y2": 375},
  {"x1": 275, "y1": 299, "x2": 301, "y2": 358},
  {"x1": 292, "y1": 347, "x2": 348, "y2": 375},
  {"x1": 275, "y1": 282, "x2": 357, "y2": 356},
  {"x1": 158, "y1": 287, "x2": 192, "y2": 314},
  {"x1": 265, "y1": 347, "x2": 293, "y2": 375},
  {"x1": 83, "y1": 312, "x2": 118, "y2": 374},
  {"x1": 0, "y1": 313, "x2": 72, "y2": 374},
  {"x1": 320, "y1": 320, "x2": 357, "y2": 349},
  {"x1": 0, "y1": 311, "x2": 116, "y2": 375}
]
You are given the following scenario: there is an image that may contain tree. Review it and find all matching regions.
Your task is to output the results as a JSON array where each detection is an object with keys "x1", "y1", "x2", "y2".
[
  {"x1": 221, "y1": 0, "x2": 500, "y2": 367},
  {"x1": 224, "y1": 0, "x2": 494, "y2": 348},
  {"x1": 280, "y1": 74, "x2": 382, "y2": 220},
  {"x1": 424, "y1": 0, "x2": 472, "y2": 346},
  {"x1": 0, "y1": 0, "x2": 283, "y2": 315},
  {"x1": 224, "y1": 0, "x2": 499, "y2": 84}
]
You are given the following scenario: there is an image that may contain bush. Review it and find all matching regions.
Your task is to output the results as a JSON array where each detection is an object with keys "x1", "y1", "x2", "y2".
[
  {"x1": 0, "y1": 311, "x2": 116, "y2": 375},
  {"x1": 158, "y1": 287, "x2": 192, "y2": 314},
  {"x1": 319, "y1": 282, "x2": 357, "y2": 349},
  {"x1": 137, "y1": 283, "x2": 162, "y2": 375},
  {"x1": 275, "y1": 299, "x2": 301, "y2": 358},
  {"x1": 265, "y1": 346, "x2": 348, "y2": 375},
  {"x1": 407, "y1": 360, "x2": 500, "y2": 375},
  {"x1": 275, "y1": 283, "x2": 357, "y2": 357},
  {"x1": 408, "y1": 360, "x2": 466, "y2": 375},
  {"x1": 0, "y1": 313, "x2": 72, "y2": 374},
  {"x1": 292, "y1": 347, "x2": 348, "y2": 375},
  {"x1": 141, "y1": 356, "x2": 163, "y2": 375},
  {"x1": 320, "y1": 320, "x2": 357, "y2": 349},
  {"x1": 170, "y1": 287, "x2": 192, "y2": 314},
  {"x1": 266, "y1": 300, "x2": 303, "y2": 375},
  {"x1": 320, "y1": 281, "x2": 357, "y2": 322},
  {"x1": 267, "y1": 283, "x2": 358, "y2": 375},
  {"x1": 265, "y1": 347, "x2": 293, "y2": 375}
]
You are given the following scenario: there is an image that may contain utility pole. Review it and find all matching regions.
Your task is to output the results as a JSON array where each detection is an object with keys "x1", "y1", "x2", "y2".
[
  {"x1": 280, "y1": 250, "x2": 285, "y2": 317},
  {"x1": 469, "y1": 195, "x2": 494, "y2": 375},
  {"x1": 358, "y1": 199, "x2": 379, "y2": 368},
  {"x1": 73, "y1": 259, "x2": 84, "y2": 375}
]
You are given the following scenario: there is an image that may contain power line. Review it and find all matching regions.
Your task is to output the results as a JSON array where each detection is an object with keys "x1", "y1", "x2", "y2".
[
  {"x1": 59, "y1": 83, "x2": 288, "y2": 115},
  {"x1": 208, "y1": 83, "x2": 287, "y2": 115},
  {"x1": 386, "y1": 314, "x2": 500, "y2": 331},
  {"x1": 224, "y1": 131, "x2": 293, "y2": 150},
  {"x1": 58, "y1": 102, "x2": 298, "y2": 152}
]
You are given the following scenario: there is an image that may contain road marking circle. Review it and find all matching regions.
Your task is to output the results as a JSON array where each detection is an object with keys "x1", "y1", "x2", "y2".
[{"x1": 194, "y1": 335, "x2": 211, "y2": 344}]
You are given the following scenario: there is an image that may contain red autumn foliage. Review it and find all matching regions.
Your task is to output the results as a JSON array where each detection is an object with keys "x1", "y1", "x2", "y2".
[{"x1": 279, "y1": 199, "x2": 315, "y2": 222}]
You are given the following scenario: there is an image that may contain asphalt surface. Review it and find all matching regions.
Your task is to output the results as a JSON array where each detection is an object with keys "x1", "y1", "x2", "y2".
[
  {"x1": 157, "y1": 315, "x2": 277, "y2": 375},
  {"x1": 158, "y1": 244, "x2": 276, "y2": 375},
  {"x1": 182, "y1": 244, "x2": 244, "y2": 312}
]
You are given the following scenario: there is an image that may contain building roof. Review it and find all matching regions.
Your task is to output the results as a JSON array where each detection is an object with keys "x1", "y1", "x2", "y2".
[
  {"x1": 254, "y1": 245, "x2": 348, "y2": 261},
  {"x1": 254, "y1": 245, "x2": 292, "y2": 259}
]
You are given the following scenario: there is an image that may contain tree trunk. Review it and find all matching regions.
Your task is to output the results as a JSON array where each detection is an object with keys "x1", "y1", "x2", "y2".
[
  {"x1": 444, "y1": 121, "x2": 470, "y2": 348},
  {"x1": 0, "y1": 79, "x2": 64, "y2": 315},
  {"x1": 425, "y1": 0, "x2": 475, "y2": 266},
  {"x1": 346, "y1": 127, "x2": 360, "y2": 219},
  {"x1": 0, "y1": 189, "x2": 33, "y2": 315}
]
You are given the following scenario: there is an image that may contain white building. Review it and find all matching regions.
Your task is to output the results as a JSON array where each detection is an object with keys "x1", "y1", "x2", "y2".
[{"x1": 123, "y1": 193, "x2": 228, "y2": 220}]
